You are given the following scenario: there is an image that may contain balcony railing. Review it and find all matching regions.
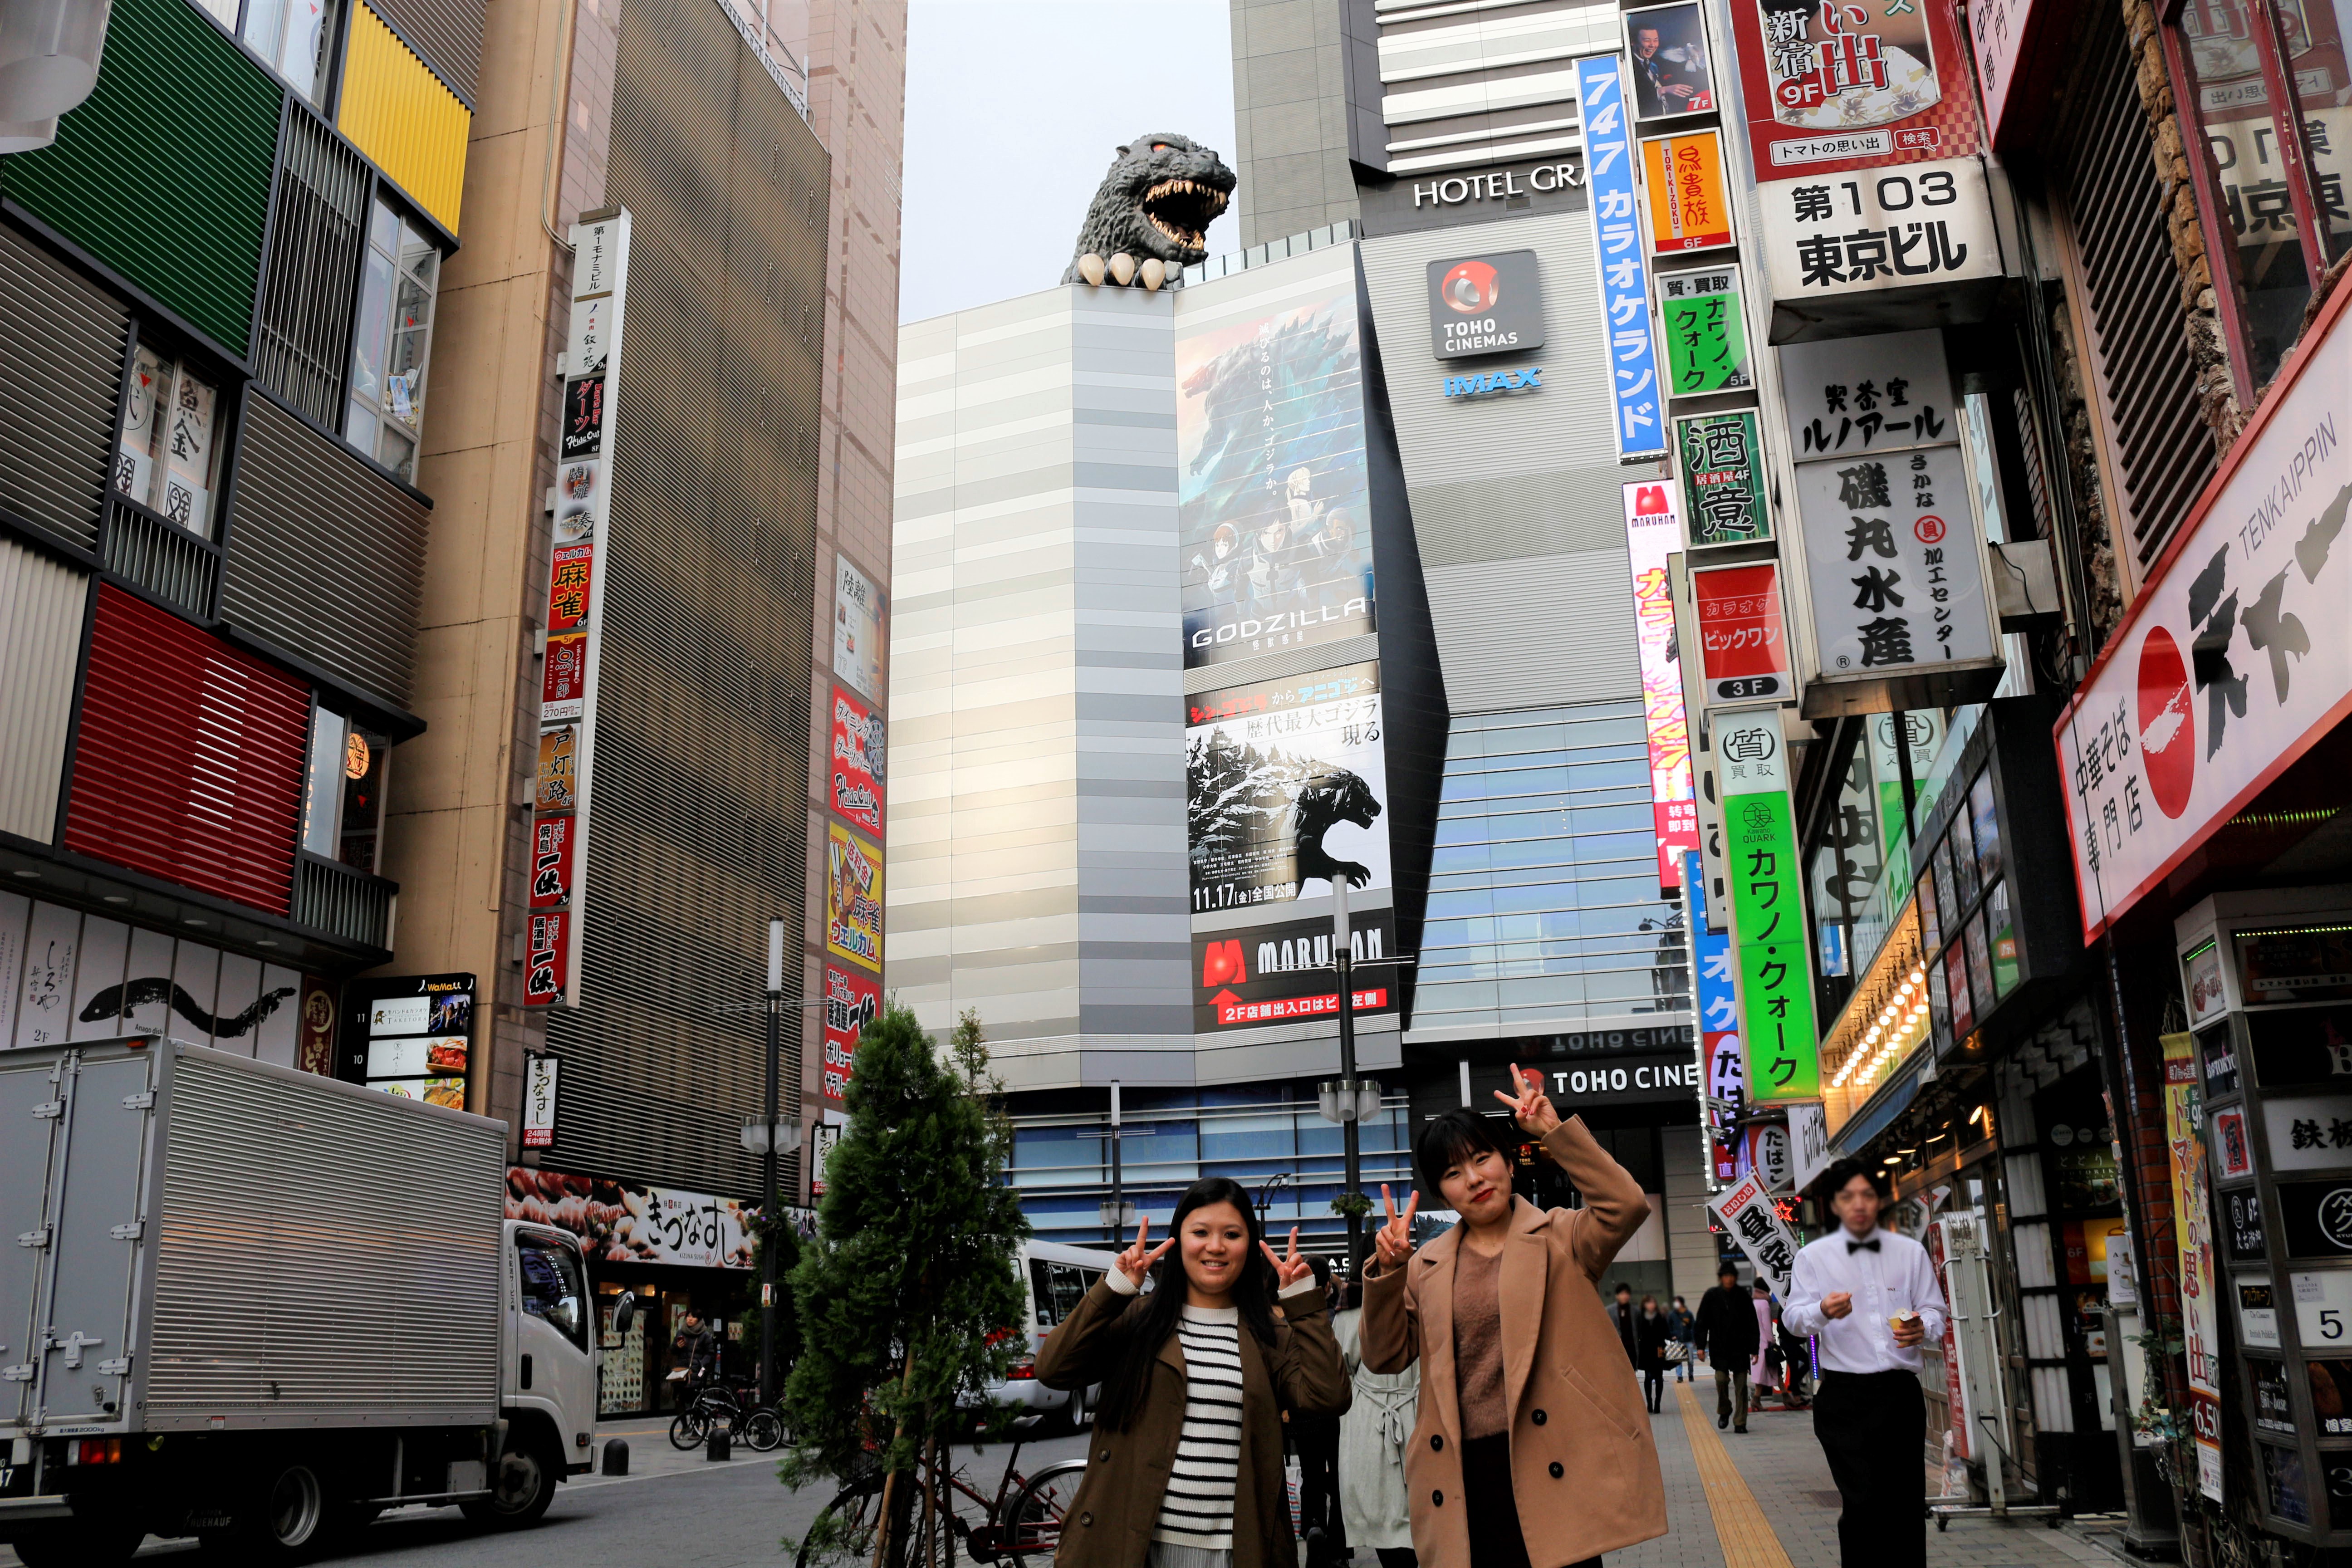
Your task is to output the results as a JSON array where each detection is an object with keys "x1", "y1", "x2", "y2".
[{"x1": 294, "y1": 851, "x2": 396, "y2": 950}]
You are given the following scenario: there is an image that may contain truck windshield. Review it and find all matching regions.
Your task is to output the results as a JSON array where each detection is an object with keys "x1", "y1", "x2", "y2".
[{"x1": 518, "y1": 1234, "x2": 590, "y2": 1352}]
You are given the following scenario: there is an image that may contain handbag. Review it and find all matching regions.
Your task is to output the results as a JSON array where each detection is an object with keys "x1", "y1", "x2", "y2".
[{"x1": 1663, "y1": 1341, "x2": 1690, "y2": 1363}]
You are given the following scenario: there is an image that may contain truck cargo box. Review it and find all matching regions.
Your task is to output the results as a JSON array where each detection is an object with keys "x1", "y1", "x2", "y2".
[{"x1": 0, "y1": 1037, "x2": 506, "y2": 1436}]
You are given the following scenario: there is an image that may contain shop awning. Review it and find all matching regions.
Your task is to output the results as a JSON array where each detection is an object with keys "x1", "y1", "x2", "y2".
[{"x1": 1828, "y1": 1061, "x2": 1926, "y2": 1160}]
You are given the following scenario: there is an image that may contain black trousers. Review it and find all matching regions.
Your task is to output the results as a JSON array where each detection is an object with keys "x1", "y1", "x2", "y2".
[
  {"x1": 1459, "y1": 1433, "x2": 1599, "y2": 1568},
  {"x1": 1812, "y1": 1369, "x2": 1926, "y2": 1568},
  {"x1": 1294, "y1": 1415, "x2": 1343, "y2": 1548}
]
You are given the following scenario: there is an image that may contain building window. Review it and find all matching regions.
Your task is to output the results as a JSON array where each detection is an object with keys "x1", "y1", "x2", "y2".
[
  {"x1": 302, "y1": 705, "x2": 392, "y2": 872},
  {"x1": 242, "y1": 0, "x2": 341, "y2": 104},
  {"x1": 115, "y1": 347, "x2": 223, "y2": 537},
  {"x1": 346, "y1": 197, "x2": 441, "y2": 484},
  {"x1": 2170, "y1": 0, "x2": 2346, "y2": 389}
]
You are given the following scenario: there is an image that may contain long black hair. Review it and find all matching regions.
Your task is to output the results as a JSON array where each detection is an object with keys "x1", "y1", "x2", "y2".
[{"x1": 1095, "y1": 1177, "x2": 1283, "y2": 1432}]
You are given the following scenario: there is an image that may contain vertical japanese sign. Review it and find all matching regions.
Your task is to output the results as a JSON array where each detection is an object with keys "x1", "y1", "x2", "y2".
[
  {"x1": 830, "y1": 686, "x2": 886, "y2": 838},
  {"x1": 1692, "y1": 562, "x2": 1791, "y2": 705},
  {"x1": 1714, "y1": 708, "x2": 1820, "y2": 1101},
  {"x1": 821, "y1": 964, "x2": 880, "y2": 1106},
  {"x1": 1639, "y1": 130, "x2": 1736, "y2": 254},
  {"x1": 1726, "y1": 0, "x2": 1980, "y2": 175},
  {"x1": 1710, "y1": 1172, "x2": 1800, "y2": 1294},
  {"x1": 1624, "y1": 483, "x2": 1698, "y2": 890},
  {"x1": 1688, "y1": 850, "x2": 1743, "y2": 1181},
  {"x1": 1577, "y1": 54, "x2": 1668, "y2": 462},
  {"x1": 826, "y1": 823, "x2": 884, "y2": 973},
  {"x1": 1656, "y1": 265, "x2": 1751, "y2": 395},
  {"x1": 531, "y1": 211, "x2": 632, "y2": 1007},
  {"x1": 834, "y1": 555, "x2": 887, "y2": 702},
  {"x1": 2163, "y1": 1030, "x2": 2225, "y2": 1501},
  {"x1": 1676, "y1": 411, "x2": 1773, "y2": 545},
  {"x1": 523, "y1": 1054, "x2": 559, "y2": 1148}
]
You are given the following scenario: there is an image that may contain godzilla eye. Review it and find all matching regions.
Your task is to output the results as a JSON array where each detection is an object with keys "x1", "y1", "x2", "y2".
[{"x1": 1151, "y1": 142, "x2": 1169, "y2": 151}]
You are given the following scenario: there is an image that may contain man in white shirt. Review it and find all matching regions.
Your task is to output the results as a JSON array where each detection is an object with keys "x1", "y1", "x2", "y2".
[{"x1": 1783, "y1": 1160, "x2": 1947, "y2": 1568}]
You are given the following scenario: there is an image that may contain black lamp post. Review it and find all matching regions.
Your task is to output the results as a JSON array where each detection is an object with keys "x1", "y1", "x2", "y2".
[{"x1": 736, "y1": 918, "x2": 804, "y2": 1409}]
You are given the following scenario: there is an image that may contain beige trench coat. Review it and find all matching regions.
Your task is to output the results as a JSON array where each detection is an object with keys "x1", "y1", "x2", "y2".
[
  {"x1": 1362, "y1": 1117, "x2": 1667, "y2": 1568},
  {"x1": 1036, "y1": 1275, "x2": 1350, "y2": 1568}
]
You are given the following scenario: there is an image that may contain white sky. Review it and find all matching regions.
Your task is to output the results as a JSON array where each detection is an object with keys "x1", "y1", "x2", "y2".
[{"x1": 898, "y1": 0, "x2": 1240, "y2": 323}]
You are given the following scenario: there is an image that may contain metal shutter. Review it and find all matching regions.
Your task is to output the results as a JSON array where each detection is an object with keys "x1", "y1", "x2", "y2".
[
  {"x1": 217, "y1": 392, "x2": 429, "y2": 710},
  {"x1": 2048, "y1": 6, "x2": 2216, "y2": 573},
  {"x1": 0, "y1": 221, "x2": 127, "y2": 554},
  {"x1": 253, "y1": 105, "x2": 368, "y2": 427},
  {"x1": 366, "y1": 0, "x2": 486, "y2": 105},
  {"x1": 64, "y1": 584, "x2": 309, "y2": 914},
  {"x1": 0, "y1": 538, "x2": 88, "y2": 842},
  {"x1": 0, "y1": 0, "x2": 279, "y2": 356}
]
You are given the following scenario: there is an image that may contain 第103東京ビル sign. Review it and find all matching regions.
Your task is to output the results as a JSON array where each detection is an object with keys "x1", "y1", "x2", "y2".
[{"x1": 1755, "y1": 159, "x2": 2004, "y2": 339}]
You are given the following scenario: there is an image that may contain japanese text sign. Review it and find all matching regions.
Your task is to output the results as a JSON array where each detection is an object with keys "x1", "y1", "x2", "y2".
[
  {"x1": 1577, "y1": 54, "x2": 1669, "y2": 461},
  {"x1": 1756, "y1": 160, "x2": 2001, "y2": 304},
  {"x1": 1657, "y1": 265, "x2": 1751, "y2": 394},
  {"x1": 1715, "y1": 709, "x2": 1821, "y2": 1101},
  {"x1": 1726, "y1": 0, "x2": 1980, "y2": 176},
  {"x1": 523, "y1": 1055, "x2": 558, "y2": 1148},
  {"x1": 830, "y1": 685, "x2": 885, "y2": 838},
  {"x1": 1625, "y1": 482, "x2": 1700, "y2": 889},
  {"x1": 528, "y1": 812, "x2": 577, "y2": 910},
  {"x1": 1968, "y1": 0, "x2": 2053, "y2": 148},
  {"x1": 1641, "y1": 129, "x2": 1735, "y2": 253},
  {"x1": 1689, "y1": 849, "x2": 1743, "y2": 1134},
  {"x1": 1777, "y1": 328, "x2": 1955, "y2": 458},
  {"x1": 1694, "y1": 562, "x2": 1791, "y2": 704},
  {"x1": 1677, "y1": 411, "x2": 1774, "y2": 545},
  {"x1": 822, "y1": 963, "x2": 880, "y2": 1104},
  {"x1": 1795, "y1": 445, "x2": 1998, "y2": 678},
  {"x1": 1711, "y1": 1171, "x2": 1802, "y2": 1294},
  {"x1": 826, "y1": 822, "x2": 884, "y2": 973},
  {"x1": 2161, "y1": 1031, "x2": 2225, "y2": 1501},
  {"x1": 2056, "y1": 299, "x2": 2352, "y2": 941}
]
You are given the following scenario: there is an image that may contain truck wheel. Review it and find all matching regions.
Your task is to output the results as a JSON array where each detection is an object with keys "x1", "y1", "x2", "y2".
[
  {"x1": 461, "y1": 1437, "x2": 558, "y2": 1529},
  {"x1": 11, "y1": 1522, "x2": 146, "y2": 1565},
  {"x1": 222, "y1": 1458, "x2": 328, "y2": 1563}
]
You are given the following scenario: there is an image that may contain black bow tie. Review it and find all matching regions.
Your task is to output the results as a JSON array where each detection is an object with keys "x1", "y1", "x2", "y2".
[{"x1": 1847, "y1": 1238, "x2": 1881, "y2": 1254}]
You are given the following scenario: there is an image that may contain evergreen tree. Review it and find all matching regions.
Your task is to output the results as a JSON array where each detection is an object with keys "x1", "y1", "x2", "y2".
[{"x1": 780, "y1": 1002, "x2": 1029, "y2": 1567}]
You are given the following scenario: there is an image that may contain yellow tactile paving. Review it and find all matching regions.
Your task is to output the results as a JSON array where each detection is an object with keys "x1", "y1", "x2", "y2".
[{"x1": 1675, "y1": 1380, "x2": 1798, "y2": 1568}]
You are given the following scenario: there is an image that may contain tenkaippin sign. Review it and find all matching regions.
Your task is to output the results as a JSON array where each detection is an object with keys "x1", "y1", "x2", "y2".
[{"x1": 1427, "y1": 250, "x2": 1545, "y2": 361}]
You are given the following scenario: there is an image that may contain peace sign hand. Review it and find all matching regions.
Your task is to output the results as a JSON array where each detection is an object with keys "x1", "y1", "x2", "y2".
[
  {"x1": 1115, "y1": 1215, "x2": 1173, "y2": 1288},
  {"x1": 1373, "y1": 1184, "x2": 1420, "y2": 1269},
  {"x1": 1261, "y1": 1226, "x2": 1312, "y2": 1289},
  {"x1": 1493, "y1": 1062, "x2": 1561, "y2": 1137}
]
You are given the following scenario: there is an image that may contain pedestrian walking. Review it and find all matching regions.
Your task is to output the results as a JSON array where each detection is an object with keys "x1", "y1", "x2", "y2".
[
  {"x1": 1334, "y1": 1285, "x2": 1421, "y2": 1568},
  {"x1": 1635, "y1": 1296, "x2": 1670, "y2": 1414},
  {"x1": 1035, "y1": 1177, "x2": 1349, "y2": 1568},
  {"x1": 1692, "y1": 1264, "x2": 1757, "y2": 1432},
  {"x1": 1362, "y1": 1066, "x2": 1667, "y2": 1568},
  {"x1": 1294, "y1": 1258, "x2": 1346, "y2": 1560},
  {"x1": 1749, "y1": 1281, "x2": 1775, "y2": 1401},
  {"x1": 1608, "y1": 1282, "x2": 1639, "y2": 1372},
  {"x1": 1665, "y1": 1298, "x2": 1693, "y2": 1384},
  {"x1": 1782, "y1": 1160, "x2": 1948, "y2": 1568},
  {"x1": 671, "y1": 1310, "x2": 718, "y2": 1408}
]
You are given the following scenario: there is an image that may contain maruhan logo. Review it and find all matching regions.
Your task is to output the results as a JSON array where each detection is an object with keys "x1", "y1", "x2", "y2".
[{"x1": 1443, "y1": 367, "x2": 1542, "y2": 399}]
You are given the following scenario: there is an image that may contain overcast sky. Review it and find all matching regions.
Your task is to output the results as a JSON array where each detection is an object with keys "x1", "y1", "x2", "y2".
[{"x1": 898, "y1": 0, "x2": 1239, "y2": 323}]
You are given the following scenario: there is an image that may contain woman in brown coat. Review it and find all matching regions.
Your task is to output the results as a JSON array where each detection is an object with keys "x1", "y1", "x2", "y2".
[
  {"x1": 1362, "y1": 1069, "x2": 1667, "y2": 1568},
  {"x1": 1036, "y1": 1176, "x2": 1350, "y2": 1568}
]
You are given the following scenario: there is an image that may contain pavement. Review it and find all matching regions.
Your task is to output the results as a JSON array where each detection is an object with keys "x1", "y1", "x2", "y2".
[{"x1": 1, "y1": 1389, "x2": 2163, "y2": 1568}]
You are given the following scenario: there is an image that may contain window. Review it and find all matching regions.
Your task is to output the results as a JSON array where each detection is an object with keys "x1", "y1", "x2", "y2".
[
  {"x1": 301, "y1": 706, "x2": 392, "y2": 871},
  {"x1": 1028, "y1": 1260, "x2": 1094, "y2": 1327},
  {"x1": 347, "y1": 197, "x2": 441, "y2": 483},
  {"x1": 116, "y1": 348, "x2": 222, "y2": 537},
  {"x1": 242, "y1": 0, "x2": 340, "y2": 103},
  {"x1": 517, "y1": 1234, "x2": 590, "y2": 1352},
  {"x1": 302, "y1": 707, "x2": 345, "y2": 856}
]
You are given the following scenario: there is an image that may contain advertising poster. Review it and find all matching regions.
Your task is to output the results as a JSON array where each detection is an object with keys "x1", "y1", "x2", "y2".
[
  {"x1": 353, "y1": 974, "x2": 474, "y2": 1108},
  {"x1": 1710, "y1": 1171, "x2": 1800, "y2": 1294},
  {"x1": 1623, "y1": 483, "x2": 1698, "y2": 889},
  {"x1": 821, "y1": 963, "x2": 881, "y2": 1104},
  {"x1": 829, "y1": 685, "x2": 885, "y2": 837},
  {"x1": 1624, "y1": 0, "x2": 1717, "y2": 119},
  {"x1": 834, "y1": 554, "x2": 887, "y2": 701},
  {"x1": 1575, "y1": 54, "x2": 1670, "y2": 462},
  {"x1": 505, "y1": 1167, "x2": 755, "y2": 1270},
  {"x1": 1693, "y1": 562, "x2": 1791, "y2": 705},
  {"x1": 1186, "y1": 662, "x2": 1391, "y2": 911},
  {"x1": 1715, "y1": 709, "x2": 1821, "y2": 1100},
  {"x1": 1194, "y1": 908, "x2": 1400, "y2": 1032},
  {"x1": 826, "y1": 823, "x2": 884, "y2": 973},
  {"x1": 1175, "y1": 274, "x2": 1374, "y2": 669},
  {"x1": 1640, "y1": 130, "x2": 1736, "y2": 253},
  {"x1": 1676, "y1": 411, "x2": 1773, "y2": 545},
  {"x1": 2162, "y1": 1030, "x2": 2226, "y2": 1501},
  {"x1": 1426, "y1": 249, "x2": 1545, "y2": 359},
  {"x1": 1656, "y1": 264, "x2": 1750, "y2": 395},
  {"x1": 1727, "y1": 0, "x2": 1980, "y2": 176}
]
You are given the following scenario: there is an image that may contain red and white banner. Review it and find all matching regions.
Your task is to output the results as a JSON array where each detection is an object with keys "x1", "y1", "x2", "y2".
[
  {"x1": 829, "y1": 685, "x2": 885, "y2": 837},
  {"x1": 1692, "y1": 561, "x2": 1789, "y2": 706},
  {"x1": 820, "y1": 963, "x2": 880, "y2": 1105}
]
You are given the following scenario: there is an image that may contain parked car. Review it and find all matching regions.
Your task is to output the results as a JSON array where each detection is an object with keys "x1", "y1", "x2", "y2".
[{"x1": 983, "y1": 1241, "x2": 1118, "y2": 1434}]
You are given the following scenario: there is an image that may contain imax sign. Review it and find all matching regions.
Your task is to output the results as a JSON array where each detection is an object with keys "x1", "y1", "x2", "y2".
[{"x1": 1443, "y1": 366, "x2": 1542, "y2": 398}]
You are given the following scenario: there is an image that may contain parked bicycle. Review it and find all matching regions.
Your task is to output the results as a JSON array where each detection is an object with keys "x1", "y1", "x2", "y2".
[
  {"x1": 794, "y1": 1440, "x2": 1083, "y2": 1568},
  {"x1": 670, "y1": 1379, "x2": 785, "y2": 1452}
]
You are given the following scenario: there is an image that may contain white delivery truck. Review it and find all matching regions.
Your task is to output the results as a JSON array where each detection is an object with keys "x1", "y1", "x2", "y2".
[{"x1": 0, "y1": 1036, "x2": 616, "y2": 1564}]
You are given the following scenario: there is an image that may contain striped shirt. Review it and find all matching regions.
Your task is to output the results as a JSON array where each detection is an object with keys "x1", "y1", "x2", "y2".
[{"x1": 1155, "y1": 1306, "x2": 1245, "y2": 1551}]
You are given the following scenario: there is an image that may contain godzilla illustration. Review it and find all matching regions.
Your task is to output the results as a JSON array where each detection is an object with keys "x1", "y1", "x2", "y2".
[
  {"x1": 1190, "y1": 724, "x2": 1386, "y2": 898},
  {"x1": 1063, "y1": 132, "x2": 1236, "y2": 289},
  {"x1": 1291, "y1": 771, "x2": 1382, "y2": 890}
]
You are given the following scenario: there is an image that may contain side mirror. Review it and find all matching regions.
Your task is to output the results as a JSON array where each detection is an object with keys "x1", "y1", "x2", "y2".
[{"x1": 613, "y1": 1291, "x2": 637, "y2": 1336}]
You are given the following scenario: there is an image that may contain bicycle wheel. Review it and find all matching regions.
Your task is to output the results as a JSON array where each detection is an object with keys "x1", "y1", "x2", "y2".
[
  {"x1": 669, "y1": 1409, "x2": 711, "y2": 1451},
  {"x1": 744, "y1": 1407, "x2": 785, "y2": 1452},
  {"x1": 1003, "y1": 1459, "x2": 1087, "y2": 1568},
  {"x1": 796, "y1": 1477, "x2": 884, "y2": 1568}
]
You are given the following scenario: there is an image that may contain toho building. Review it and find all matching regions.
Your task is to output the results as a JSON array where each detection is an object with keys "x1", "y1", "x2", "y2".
[{"x1": 892, "y1": 103, "x2": 1709, "y2": 1301}]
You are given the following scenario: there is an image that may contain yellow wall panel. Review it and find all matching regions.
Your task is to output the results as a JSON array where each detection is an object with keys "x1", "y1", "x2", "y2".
[{"x1": 337, "y1": 4, "x2": 471, "y2": 234}]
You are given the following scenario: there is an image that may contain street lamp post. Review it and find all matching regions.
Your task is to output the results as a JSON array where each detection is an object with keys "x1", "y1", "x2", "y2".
[
  {"x1": 734, "y1": 918, "x2": 808, "y2": 1411},
  {"x1": 1327, "y1": 882, "x2": 1368, "y2": 1275}
]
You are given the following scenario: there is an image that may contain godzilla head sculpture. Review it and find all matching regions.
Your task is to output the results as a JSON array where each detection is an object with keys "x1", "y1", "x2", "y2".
[{"x1": 1064, "y1": 132, "x2": 1236, "y2": 290}]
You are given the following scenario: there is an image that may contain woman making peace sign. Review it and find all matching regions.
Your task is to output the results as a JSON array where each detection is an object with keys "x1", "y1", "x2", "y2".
[
  {"x1": 1362, "y1": 1069, "x2": 1666, "y2": 1568},
  {"x1": 1036, "y1": 1177, "x2": 1349, "y2": 1568}
]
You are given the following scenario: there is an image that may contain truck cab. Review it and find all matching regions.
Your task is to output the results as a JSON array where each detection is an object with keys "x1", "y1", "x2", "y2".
[{"x1": 502, "y1": 1220, "x2": 605, "y2": 1489}]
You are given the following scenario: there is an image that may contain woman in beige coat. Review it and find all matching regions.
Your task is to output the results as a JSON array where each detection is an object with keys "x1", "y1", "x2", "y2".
[{"x1": 1362, "y1": 1069, "x2": 1667, "y2": 1568}]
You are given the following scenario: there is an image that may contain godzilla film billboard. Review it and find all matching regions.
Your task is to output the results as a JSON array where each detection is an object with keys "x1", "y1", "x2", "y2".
[
  {"x1": 1175, "y1": 278, "x2": 1375, "y2": 670},
  {"x1": 1186, "y1": 661, "x2": 1391, "y2": 913}
]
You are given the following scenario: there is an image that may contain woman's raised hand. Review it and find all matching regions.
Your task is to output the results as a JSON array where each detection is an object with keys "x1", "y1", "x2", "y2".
[
  {"x1": 1261, "y1": 1225, "x2": 1313, "y2": 1289},
  {"x1": 1493, "y1": 1062, "x2": 1561, "y2": 1136},
  {"x1": 1115, "y1": 1215, "x2": 1172, "y2": 1288},
  {"x1": 1372, "y1": 1184, "x2": 1419, "y2": 1269}
]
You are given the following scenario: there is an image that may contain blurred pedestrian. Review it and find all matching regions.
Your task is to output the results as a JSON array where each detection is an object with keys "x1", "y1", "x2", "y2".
[
  {"x1": 1609, "y1": 1282, "x2": 1639, "y2": 1372},
  {"x1": 1693, "y1": 1264, "x2": 1756, "y2": 1433},
  {"x1": 1336, "y1": 1277, "x2": 1421, "y2": 1568},
  {"x1": 1665, "y1": 1297, "x2": 1694, "y2": 1383},
  {"x1": 1635, "y1": 1296, "x2": 1670, "y2": 1414}
]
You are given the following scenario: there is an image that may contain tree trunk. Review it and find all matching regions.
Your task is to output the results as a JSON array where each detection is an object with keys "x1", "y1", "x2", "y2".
[{"x1": 872, "y1": 1349, "x2": 921, "y2": 1568}]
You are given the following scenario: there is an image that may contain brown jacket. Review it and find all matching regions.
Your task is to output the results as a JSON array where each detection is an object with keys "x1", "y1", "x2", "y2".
[
  {"x1": 1036, "y1": 1275, "x2": 1350, "y2": 1568},
  {"x1": 1363, "y1": 1118, "x2": 1666, "y2": 1568}
]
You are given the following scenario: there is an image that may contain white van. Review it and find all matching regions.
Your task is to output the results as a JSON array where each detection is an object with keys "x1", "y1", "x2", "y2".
[{"x1": 985, "y1": 1240, "x2": 1120, "y2": 1431}]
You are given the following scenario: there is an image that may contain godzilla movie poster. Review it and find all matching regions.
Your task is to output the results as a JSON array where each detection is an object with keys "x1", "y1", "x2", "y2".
[
  {"x1": 1187, "y1": 662, "x2": 1391, "y2": 913},
  {"x1": 1175, "y1": 280, "x2": 1375, "y2": 670}
]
